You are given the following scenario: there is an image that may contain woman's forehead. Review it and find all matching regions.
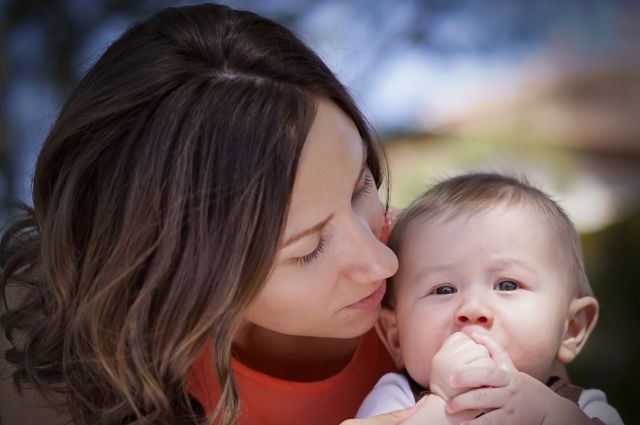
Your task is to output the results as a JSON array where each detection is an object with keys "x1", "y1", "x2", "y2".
[{"x1": 283, "y1": 100, "x2": 365, "y2": 236}]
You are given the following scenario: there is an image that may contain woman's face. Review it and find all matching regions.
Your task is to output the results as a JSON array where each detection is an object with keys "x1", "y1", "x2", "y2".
[{"x1": 242, "y1": 99, "x2": 399, "y2": 339}]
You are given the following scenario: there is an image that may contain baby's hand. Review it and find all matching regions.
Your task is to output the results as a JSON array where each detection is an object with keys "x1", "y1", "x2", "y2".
[
  {"x1": 445, "y1": 333, "x2": 595, "y2": 425},
  {"x1": 430, "y1": 332, "x2": 494, "y2": 401}
]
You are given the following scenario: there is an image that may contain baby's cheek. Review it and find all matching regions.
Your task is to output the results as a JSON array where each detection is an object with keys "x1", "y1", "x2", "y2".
[
  {"x1": 397, "y1": 307, "x2": 446, "y2": 388},
  {"x1": 508, "y1": 337, "x2": 558, "y2": 381},
  {"x1": 403, "y1": 340, "x2": 437, "y2": 389}
]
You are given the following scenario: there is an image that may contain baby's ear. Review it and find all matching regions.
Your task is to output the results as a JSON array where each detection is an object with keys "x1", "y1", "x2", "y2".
[
  {"x1": 376, "y1": 308, "x2": 404, "y2": 369},
  {"x1": 557, "y1": 296, "x2": 599, "y2": 364}
]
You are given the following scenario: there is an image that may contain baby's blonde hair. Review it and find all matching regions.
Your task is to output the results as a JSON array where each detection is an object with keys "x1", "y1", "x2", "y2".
[{"x1": 386, "y1": 172, "x2": 592, "y2": 306}]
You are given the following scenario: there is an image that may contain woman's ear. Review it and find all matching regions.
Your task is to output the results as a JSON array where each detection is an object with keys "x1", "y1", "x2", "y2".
[
  {"x1": 376, "y1": 308, "x2": 404, "y2": 369},
  {"x1": 557, "y1": 296, "x2": 599, "y2": 364}
]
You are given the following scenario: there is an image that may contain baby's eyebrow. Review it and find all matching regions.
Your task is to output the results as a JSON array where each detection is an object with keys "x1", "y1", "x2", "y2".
[
  {"x1": 488, "y1": 256, "x2": 537, "y2": 274},
  {"x1": 413, "y1": 263, "x2": 456, "y2": 282},
  {"x1": 281, "y1": 214, "x2": 333, "y2": 248}
]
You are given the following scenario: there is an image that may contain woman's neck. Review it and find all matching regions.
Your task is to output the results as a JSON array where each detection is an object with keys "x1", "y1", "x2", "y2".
[{"x1": 232, "y1": 322, "x2": 361, "y2": 381}]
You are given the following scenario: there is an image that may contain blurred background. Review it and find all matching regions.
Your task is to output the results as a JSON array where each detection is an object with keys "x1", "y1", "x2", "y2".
[{"x1": 1, "y1": 0, "x2": 638, "y2": 423}]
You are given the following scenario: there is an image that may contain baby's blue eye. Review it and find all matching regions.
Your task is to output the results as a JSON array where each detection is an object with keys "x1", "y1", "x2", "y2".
[
  {"x1": 435, "y1": 285, "x2": 456, "y2": 295},
  {"x1": 495, "y1": 280, "x2": 518, "y2": 291}
]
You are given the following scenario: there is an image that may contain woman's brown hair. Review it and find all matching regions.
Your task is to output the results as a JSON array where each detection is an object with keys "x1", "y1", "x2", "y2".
[{"x1": 0, "y1": 4, "x2": 387, "y2": 424}]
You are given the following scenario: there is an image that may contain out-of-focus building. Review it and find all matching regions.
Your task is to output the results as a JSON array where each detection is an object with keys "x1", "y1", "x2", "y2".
[{"x1": 385, "y1": 42, "x2": 640, "y2": 234}]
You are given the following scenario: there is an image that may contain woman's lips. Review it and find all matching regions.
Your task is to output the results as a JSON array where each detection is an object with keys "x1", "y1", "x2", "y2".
[{"x1": 346, "y1": 282, "x2": 386, "y2": 310}]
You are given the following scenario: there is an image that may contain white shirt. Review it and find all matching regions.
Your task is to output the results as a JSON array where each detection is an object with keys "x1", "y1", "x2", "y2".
[{"x1": 356, "y1": 372, "x2": 624, "y2": 425}]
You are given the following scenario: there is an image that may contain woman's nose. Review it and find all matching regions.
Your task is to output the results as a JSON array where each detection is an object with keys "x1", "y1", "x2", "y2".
[
  {"x1": 455, "y1": 298, "x2": 493, "y2": 327},
  {"x1": 339, "y1": 214, "x2": 398, "y2": 283}
]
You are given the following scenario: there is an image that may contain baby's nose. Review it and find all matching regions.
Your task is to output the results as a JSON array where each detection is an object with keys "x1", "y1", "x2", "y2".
[{"x1": 455, "y1": 301, "x2": 493, "y2": 327}]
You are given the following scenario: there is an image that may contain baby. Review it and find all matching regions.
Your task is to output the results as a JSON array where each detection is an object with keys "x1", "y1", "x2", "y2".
[{"x1": 357, "y1": 173, "x2": 623, "y2": 424}]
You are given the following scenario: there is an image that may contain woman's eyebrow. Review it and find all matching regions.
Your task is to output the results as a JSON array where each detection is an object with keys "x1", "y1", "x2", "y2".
[{"x1": 281, "y1": 214, "x2": 333, "y2": 248}]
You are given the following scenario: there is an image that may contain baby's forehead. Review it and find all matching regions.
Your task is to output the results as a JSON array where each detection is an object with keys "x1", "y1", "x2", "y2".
[{"x1": 395, "y1": 202, "x2": 573, "y2": 273}]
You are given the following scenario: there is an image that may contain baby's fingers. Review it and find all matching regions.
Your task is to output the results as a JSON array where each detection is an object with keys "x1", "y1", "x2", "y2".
[
  {"x1": 450, "y1": 366, "x2": 509, "y2": 390},
  {"x1": 470, "y1": 333, "x2": 515, "y2": 371},
  {"x1": 459, "y1": 409, "x2": 508, "y2": 425},
  {"x1": 442, "y1": 332, "x2": 490, "y2": 361},
  {"x1": 441, "y1": 332, "x2": 472, "y2": 350},
  {"x1": 445, "y1": 386, "x2": 506, "y2": 415}
]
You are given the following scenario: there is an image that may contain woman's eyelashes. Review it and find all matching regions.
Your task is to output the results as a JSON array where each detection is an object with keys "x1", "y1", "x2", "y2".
[
  {"x1": 293, "y1": 170, "x2": 374, "y2": 267},
  {"x1": 352, "y1": 171, "x2": 373, "y2": 201},
  {"x1": 293, "y1": 238, "x2": 326, "y2": 266}
]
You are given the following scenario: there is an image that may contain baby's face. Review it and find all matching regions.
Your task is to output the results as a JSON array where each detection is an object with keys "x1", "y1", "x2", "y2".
[{"x1": 391, "y1": 204, "x2": 576, "y2": 388}]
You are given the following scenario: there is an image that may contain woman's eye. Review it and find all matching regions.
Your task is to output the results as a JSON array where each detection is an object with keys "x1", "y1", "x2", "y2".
[
  {"x1": 495, "y1": 280, "x2": 518, "y2": 291},
  {"x1": 433, "y1": 285, "x2": 456, "y2": 295},
  {"x1": 293, "y1": 238, "x2": 326, "y2": 266},
  {"x1": 352, "y1": 170, "x2": 373, "y2": 201}
]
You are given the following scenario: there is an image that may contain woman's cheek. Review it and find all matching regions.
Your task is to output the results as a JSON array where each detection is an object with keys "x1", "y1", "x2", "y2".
[{"x1": 380, "y1": 215, "x2": 391, "y2": 244}]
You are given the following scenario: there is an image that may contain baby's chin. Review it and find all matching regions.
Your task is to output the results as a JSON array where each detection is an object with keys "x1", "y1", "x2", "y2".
[{"x1": 417, "y1": 376, "x2": 430, "y2": 390}]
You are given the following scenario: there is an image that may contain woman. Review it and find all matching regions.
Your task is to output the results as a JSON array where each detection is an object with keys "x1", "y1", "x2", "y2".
[
  {"x1": 0, "y1": 4, "x2": 521, "y2": 425},
  {"x1": 1, "y1": 3, "x2": 403, "y2": 425}
]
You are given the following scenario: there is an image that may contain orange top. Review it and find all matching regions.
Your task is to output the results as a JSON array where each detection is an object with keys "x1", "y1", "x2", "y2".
[{"x1": 188, "y1": 329, "x2": 396, "y2": 425}]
